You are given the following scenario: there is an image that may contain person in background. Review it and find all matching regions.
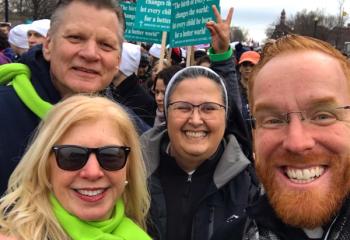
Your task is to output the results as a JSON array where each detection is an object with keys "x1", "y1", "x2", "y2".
[
  {"x1": 238, "y1": 50, "x2": 260, "y2": 133},
  {"x1": 109, "y1": 42, "x2": 157, "y2": 126},
  {"x1": 151, "y1": 59, "x2": 171, "y2": 83},
  {"x1": 196, "y1": 54, "x2": 211, "y2": 67},
  {"x1": 0, "y1": 0, "x2": 133, "y2": 195},
  {"x1": 142, "y1": 66, "x2": 259, "y2": 240},
  {"x1": 0, "y1": 95, "x2": 151, "y2": 240},
  {"x1": 138, "y1": 51, "x2": 152, "y2": 87},
  {"x1": 7, "y1": 24, "x2": 29, "y2": 61},
  {"x1": 146, "y1": 59, "x2": 171, "y2": 94},
  {"x1": 211, "y1": 34, "x2": 350, "y2": 239},
  {"x1": 194, "y1": 49, "x2": 207, "y2": 63},
  {"x1": 153, "y1": 65, "x2": 183, "y2": 126},
  {"x1": 238, "y1": 51, "x2": 260, "y2": 94},
  {"x1": 0, "y1": 31, "x2": 11, "y2": 64},
  {"x1": 149, "y1": 43, "x2": 162, "y2": 66},
  {"x1": 0, "y1": 22, "x2": 11, "y2": 36},
  {"x1": 170, "y1": 47, "x2": 183, "y2": 65},
  {"x1": 27, "y1": 19, "x2": 50, "y2": 48}
]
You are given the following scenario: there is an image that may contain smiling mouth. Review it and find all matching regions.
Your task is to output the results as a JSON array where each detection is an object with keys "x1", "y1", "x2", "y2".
[
  {"x1": 283, "y1": 166, "x2": 326, "y2": 184},
  {"x1": 73, "y1": 66, "x2": 99, "y2": 75},
  {"x1": 185, "y1": 131, "x2": 207, "y2": 138},
  {"x1": 75, "y1": 188, "x2": 106, "y2": 197}
]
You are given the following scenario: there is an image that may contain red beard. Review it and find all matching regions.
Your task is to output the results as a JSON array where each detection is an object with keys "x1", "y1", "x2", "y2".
[{"x1": 255, "y1": 153, "x2": 350, "y2": 228}]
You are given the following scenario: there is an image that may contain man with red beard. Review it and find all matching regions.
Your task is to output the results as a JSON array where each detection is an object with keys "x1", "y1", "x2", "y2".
[{"x1": 211, "y1": 34, "x2": 350, "y2": 240}]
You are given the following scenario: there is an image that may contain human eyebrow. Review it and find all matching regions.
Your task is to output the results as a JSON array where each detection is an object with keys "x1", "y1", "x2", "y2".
[
  {"x1": 253, "y1": 97, "x2": 340, "y2": 113},
  {"x1": 303, "y1": 98, "x2": 339, "y2": 111},
  {"x1": 253, "y1": 103, "x2": 283, "y2": 115}
]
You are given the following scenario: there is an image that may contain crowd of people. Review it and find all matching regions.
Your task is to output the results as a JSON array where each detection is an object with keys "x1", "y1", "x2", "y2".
[{"x1": 0, "y1": 0, "x2": 350, "y2": 240}]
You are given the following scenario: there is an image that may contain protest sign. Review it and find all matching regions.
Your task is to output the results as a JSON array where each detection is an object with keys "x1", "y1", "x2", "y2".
[
  {"x1": 121, "y1": 1, "x2": 162, "y2": 44},
  {"x1": 169, "y1": 0, "x2": 219, "y2": 47},
  {"x1": 134, "y1": 0, "x2": 172, "y2": 31}
]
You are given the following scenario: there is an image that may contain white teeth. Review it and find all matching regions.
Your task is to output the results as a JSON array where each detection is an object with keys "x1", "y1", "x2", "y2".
[
  {"x1": 185, "y1": 131, "x2": 206, "y2": 138},
  {"x1": 77, "y1": 189, "x2": 104, "y2": 196},
  {"x1": 285, "y1": 166, "x2": 325, "y2": 182}
]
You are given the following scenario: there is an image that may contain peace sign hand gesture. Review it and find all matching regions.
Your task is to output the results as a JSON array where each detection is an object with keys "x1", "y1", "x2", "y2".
[{"x1": 206, "y1": 5, "x2": 234, "y2": 54}]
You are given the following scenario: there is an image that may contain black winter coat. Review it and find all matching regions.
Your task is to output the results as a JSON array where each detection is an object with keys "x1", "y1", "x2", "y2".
[
  {"x1": 109, "y1": 73, "x2": 157, "y2": 126},
  {"x1": 211, "y1": 195, "x2": 350, "y2": 240},
  {"x1": 211, "y1": 54, "x2": 253, "y2": 161},
  {"x1": 0, "y1": 45, "x2": 60, "y2": 195}
]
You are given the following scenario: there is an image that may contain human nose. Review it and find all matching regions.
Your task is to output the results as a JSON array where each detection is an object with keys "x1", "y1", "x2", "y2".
[
  {"x1": 79, "y1": 153, "x2": 104, "y2": 180},
  {"x1": 28, "y1": 35, "x2": 35, "y2": 44},
  {"x1": 156, "y1": 92, "x2": 164, "y2": 102},
  {"x1": 282, "y1": 115, "x2": 315, "y2": 153},
  {"x1": 79, "y1": 40, "x2": 100, "y2": 61},
  {"x1": 188, "y1": 107, "x2": 204, "y2": 125}
]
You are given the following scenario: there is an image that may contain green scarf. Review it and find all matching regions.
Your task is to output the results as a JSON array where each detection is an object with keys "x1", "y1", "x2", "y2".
[
  {"x1": 0, "y1": 63, "x2": 52, "y2": 118},
  {"x1": 50, "y1": 194, "x2": 151, "y2": 240}
]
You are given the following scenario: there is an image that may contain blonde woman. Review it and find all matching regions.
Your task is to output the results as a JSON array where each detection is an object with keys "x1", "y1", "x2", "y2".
[{"x1": 0, "y1": 95, "x2": 150, "y2": 240}]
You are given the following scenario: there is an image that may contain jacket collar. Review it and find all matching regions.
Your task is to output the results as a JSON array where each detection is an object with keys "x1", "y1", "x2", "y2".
[
  {"x1": 248, "y1": 194, "x2": 350, "y2": 240},
  {"x1": 19, "y1": 44, "x2": 61, "y2": 104}
]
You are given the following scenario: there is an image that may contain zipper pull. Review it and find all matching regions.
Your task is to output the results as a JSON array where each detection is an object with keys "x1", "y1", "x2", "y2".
[{"x1": 187, "y1": 173, "x2": 192, "y2": 182}]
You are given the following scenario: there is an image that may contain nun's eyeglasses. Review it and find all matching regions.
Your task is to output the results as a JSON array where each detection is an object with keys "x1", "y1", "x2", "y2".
[{"x1": 168, "y1": 101, "x2": 225, "y2": 120}]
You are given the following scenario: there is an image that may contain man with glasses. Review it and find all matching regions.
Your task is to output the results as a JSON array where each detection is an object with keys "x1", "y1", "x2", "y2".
[{"x1": 211, "y1": 34, "x2": 350, "y2": 239}]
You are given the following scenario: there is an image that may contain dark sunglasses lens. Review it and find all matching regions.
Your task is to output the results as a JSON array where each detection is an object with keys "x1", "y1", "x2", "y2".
[
  {"x1": 98, "y1": 147, "x2": 127, "y2": 171},
  {"x1": 56, "y1": 147, "x2": 87, "y2": 171}
]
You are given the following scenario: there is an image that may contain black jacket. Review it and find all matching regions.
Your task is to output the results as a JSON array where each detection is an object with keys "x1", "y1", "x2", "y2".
[
  {"x1": 0, "y1": 46, "x2": 60, "y2": 195},
  {"x1": 109, "y1": 73, "x2": 157, "y2": 126},
  {"x1": 211, "y1": 54, "x2": 253, "y2": 161},
  {"x1": 211, "y1": 194, "x2": 350, "y2": 240}
]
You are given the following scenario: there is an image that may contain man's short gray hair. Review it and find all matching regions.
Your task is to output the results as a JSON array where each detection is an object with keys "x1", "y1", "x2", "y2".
[{"x1": 49, "y1": 0, "x2": 125, "y2": 51}]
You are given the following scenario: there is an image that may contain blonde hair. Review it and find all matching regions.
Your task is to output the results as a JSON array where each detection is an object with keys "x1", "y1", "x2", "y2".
[
  {"x1": 0, "y1": 95, "x2": 150, "y2": 239},
  {"x1": 248, "y1": 34, "x2": 350, "y2": 111}
]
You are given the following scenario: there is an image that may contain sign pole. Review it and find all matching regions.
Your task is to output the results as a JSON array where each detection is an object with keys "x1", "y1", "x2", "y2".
[
  {"x1": 167, "y1": 48, "x2": 172, "y2": 63},
  {"x1": 186, "y1": 46, "x2": 192, "y2": 67},
  {"x1": 159, "y1": 31, "x2": 168, "y2": 71}
]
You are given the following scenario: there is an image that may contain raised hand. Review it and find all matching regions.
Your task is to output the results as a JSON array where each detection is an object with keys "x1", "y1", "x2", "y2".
[{"x1": 206, "y1": 5, "x2": 234, "y2": 54}]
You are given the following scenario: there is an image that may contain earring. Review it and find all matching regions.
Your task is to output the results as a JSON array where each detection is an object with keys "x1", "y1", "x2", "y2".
[{"x1": 124, "y1": 180, "x2": 128, "y2": 186}]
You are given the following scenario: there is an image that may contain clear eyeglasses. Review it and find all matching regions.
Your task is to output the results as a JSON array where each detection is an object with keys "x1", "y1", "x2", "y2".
[
  {"x1": 251, "y1": 105, "x2": 350, "y2": 129},
  {"x1": 168, "y1": 101, "x2": 226, "y2": 120}
]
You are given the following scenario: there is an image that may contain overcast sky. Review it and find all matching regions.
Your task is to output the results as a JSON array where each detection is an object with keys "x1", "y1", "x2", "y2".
[{"x1": 219, "y1": 0, "x2": 350, "y2": 42}]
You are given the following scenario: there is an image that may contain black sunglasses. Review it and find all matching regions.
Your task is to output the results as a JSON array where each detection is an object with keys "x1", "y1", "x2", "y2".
[{"x1": 52, "y1": 145, "x2": 130, "y2": 171}]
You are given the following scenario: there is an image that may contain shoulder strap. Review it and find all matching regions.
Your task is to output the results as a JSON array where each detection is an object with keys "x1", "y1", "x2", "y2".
[{"x1": 0, "y1": 63, "x2": 52, "y2": 118}]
